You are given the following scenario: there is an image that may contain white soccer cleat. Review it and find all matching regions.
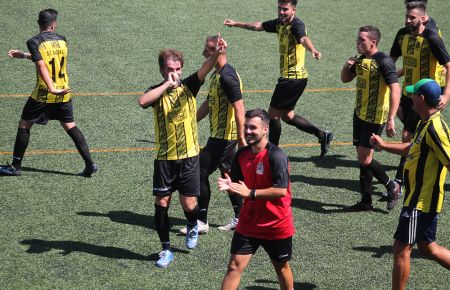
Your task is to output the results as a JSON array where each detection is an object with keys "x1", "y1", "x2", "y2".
[
  {"x1": 179, "y1": 220, "x2": 209, "y2": 235},
  {"x1": 218, "y1": 218, "x2": 238, "y2": 231}
]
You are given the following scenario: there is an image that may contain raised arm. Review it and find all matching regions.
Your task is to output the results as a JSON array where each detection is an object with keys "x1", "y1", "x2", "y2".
[
  {"x1": 138, "y1": 72, "x2": 178, "y2": 108},
  {"x1": 341, "y1": 56, "x2": 357, "y2": 83},
  {"x1": 35, "y1": 60, "x2": 70, "y2": 95},
  {"x1": 197, "y1": 34, "x2": 227, "y2": 82},
  {"x1": 223, "y1": 19, "x2": 264, "y2": 31}
]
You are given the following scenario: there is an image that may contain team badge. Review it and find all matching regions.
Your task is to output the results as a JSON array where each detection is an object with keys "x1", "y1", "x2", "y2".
[{"x1": 256, "y1": 162, "x2": 264, "y2": 175}]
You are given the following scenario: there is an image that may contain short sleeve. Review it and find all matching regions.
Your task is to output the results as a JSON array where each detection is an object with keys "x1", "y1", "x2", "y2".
[
  {"x1": 425, "y1": 30, "x2": 450, "y2": 65},
  {"x1": 268, "y1": 145, "x2": 289, "y2": 188},
  {"x1": 183, "y1": 72, "x2": 203, "y2": 96},
  {"x1": 376, "y1": 53, "x2": 399, "y2": 85},
  {"x1": 220, "y1": 71, "x2": 242, "y2": 103},
  {"x1": 291, "y1": 18, "x2": 306, "y2": 42},
  {"x1": 262, "y1": 19, "x2": 278, "y2": 33},
  {"x1": 26, "y1": 38, "x2": 42, "y2": 62},
  {"x1": 230, "y1": 148, "x2": 245, "y2": 182},
  {"x1": 390, "y1": 29, "x2": 404, "y2": 58},
  {"x1": 427, "y1": 123, "x2": 450, "y2": 167}
]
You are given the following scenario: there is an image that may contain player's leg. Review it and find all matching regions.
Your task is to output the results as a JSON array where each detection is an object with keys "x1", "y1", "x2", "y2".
[
  {"x1": 221, "y1": 232, "x2": 256, "y2": 290},
  {"x1": 392, "y1": 240, "x2": 413, "y2": 290},
  {"x1": 268, "y1": 106, "x2": 283, "y2": 146},
  {"x1": 262, "y1": 236, "x2": 294, "y2": 290},
  {"x1": 58, "y1": 101, "x2": 96, "y2": 176},
  {"x1": 179, "y1": 156, "x2": 200, "y2": 249},
  {"x1": 7, "y1": 119, "x2": 33, "y2": 173},
  {"x1": 417, "y1": 212, "x2": 450, "y2": 269}
]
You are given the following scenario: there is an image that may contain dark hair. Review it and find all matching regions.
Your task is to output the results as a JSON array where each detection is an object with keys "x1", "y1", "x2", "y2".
[
  {"x1": 158, "y1": 49, "x2": 184, "y2": 69},
  {"x1": 37, "y1": 9, "x2": 58, "y2": 29},
  {"x1": 406, "y1": 1, "x2": 427, "y2": 12},
  {"x1": 278, "y1": 0, "x2": 297, "y2": 6},
  {"x1": 359, "y1": 25, "x2": 381, "y2": 44},
  {"x1": 404, "y1": 0, "x2": 427, "y2": 8},
  {"x1": 245, "y1": 109, "x2": 270, "y2": 126}
]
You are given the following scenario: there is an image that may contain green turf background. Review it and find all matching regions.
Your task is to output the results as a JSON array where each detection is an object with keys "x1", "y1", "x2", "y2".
[{"x1": 1, "y1": 0, "x2": 450, "y2": 289}]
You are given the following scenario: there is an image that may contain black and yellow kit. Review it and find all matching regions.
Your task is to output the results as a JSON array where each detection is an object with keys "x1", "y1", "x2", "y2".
[
  {"x1": 350, "y1": 52, "x2": 398, "y2": 124},
  {"x1": 207, "y1": 63, "x2": 243, "y2": 140},
  {"x1": 403, "y1": 112, "x2": 450, "y2": 213},
  {"x1": 147, "y1": 73, "x2": 202, "y2": 160},
  {"x1": 390, "y1": 23, "x2": 450, "y2": 95},
  {"x1": 262, "y1": 17, "x2": 308, "y2": 79},
  {"x1": 27, "y1": 31, "x2": 72, "y2": 103}
]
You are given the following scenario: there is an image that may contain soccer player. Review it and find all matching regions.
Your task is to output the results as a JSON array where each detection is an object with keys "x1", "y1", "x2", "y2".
[
  {"x1": 341, "y1": 26, "x2": 402, "y2": 211},
  {"x1": 180, "y1": 36, "x2": 245, "y2": 235},
  {"x1": 218, "y1": 109, "x2": 294, "y2": 290},
  {"x1": 370, "y1": 79, "x2": 450, "y2": 290},
  {"x1": 1, "y1": 9, "x2": 97, "y2": 177},
  {"x1": 138, "y1": 36, "x2": 226, "y2": 268},
  {"x1": 224, "y1": 0, "x2": 333, "y2": 157},
  {"x1": 390, "y1": 1, "x2": 450, "y2": 187}
]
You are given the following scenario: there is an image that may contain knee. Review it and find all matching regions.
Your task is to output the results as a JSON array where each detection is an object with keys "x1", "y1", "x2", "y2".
[
  {"x1": 418, "y1": 242, "x2": 437, "y2": 259},
  {"x1": 181, "y1": 197, "x2": 197, "y2": 211},
  {"x1": 358, "y1": 157, "x2": 372, "y2": 167}
]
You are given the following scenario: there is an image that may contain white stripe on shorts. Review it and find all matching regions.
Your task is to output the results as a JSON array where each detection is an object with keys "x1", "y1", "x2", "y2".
[{"x1": 408, "y1": 209, "x2": 418, "y2": 244}]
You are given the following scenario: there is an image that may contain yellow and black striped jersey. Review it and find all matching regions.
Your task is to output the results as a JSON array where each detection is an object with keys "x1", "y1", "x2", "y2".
[
  {"x1": 27, "y1": 31, "x2": 71, "y2": 103},
  {"x1": 351, "y1": 52, "x2": 398, "y2": 124},
  {"x1": 147, "y1": 73, "x2": 202, "y2": 160},
  {"x1": 390, "y1": 21, "x2": 450, "y2": 95},
  {"x1": 262, "y1": 17, "x2": 308, "y2": 79},
  {"x1": 403, "y1": 112, "x2": 450, "y2": 213},
  {"x1": 207, "y1": 63, "x2": 243, "y2": 140}
]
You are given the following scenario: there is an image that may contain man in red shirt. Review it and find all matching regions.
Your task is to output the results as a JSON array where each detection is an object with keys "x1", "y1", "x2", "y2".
[{"x1": 218, "y1": 109, "x2": 294, "y2": 290}]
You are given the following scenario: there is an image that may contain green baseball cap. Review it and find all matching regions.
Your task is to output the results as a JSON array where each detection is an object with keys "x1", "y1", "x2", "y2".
[{"x1": 405, "y1": 78, "x2": 441, "y2": 106}]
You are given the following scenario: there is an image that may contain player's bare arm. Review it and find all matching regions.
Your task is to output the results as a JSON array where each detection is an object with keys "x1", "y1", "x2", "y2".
[
  {"x1": 370, "y1": 133, "x2": 410, "y2": 156},
  {"x1": 35, "y1": 60, "x2": 70, "y2": 96},
  {"x1": 231, "y1": 99, "x2": 247, "y2": 147},
  {"x1": 197, "y1": 100, "x2": 209, "y2": 122},
  {"x1": 223, "y1": 19, "x2": 264, "y2": 31},
  {"x1": 437, "y1": 62, "x2": 450, "y2": 110},
  {"x1": 299, "y1": 36, "x2": 321, "y2": 60},
  {"x1": 386, "y1": 82, "x2": 401, "y2": 138},
  {"x1": 341, "y1": 56, "x2": 357, "y2": 83},
  {"x1": 138, "y1": 72, "x2": 178, "y2": 108},
  {"x1": 8, "y1": 49, "x2": 31, "y2": 60}
]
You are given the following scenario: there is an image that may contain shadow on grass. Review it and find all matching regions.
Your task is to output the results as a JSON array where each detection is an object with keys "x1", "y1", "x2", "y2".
[
  {"x1": 20, "y1": 166, "x2": 78, "y2": 176},
  {"x1": 289, "y1": 154, "x2": 397, "y2": 171},
  {"x1": 136, "y1": 139, "x2": 155, "y2": 144},
  {"x1": 291, "y1": 197, "x2": 388, "y2": 214},
  {"x1": 353, "y1": 245, "x2": 426, "y2": 259},
  {"x1": 248, "y1": 279, "x2": 316, "y2": 289},
  {"x1": 77, "y1": 210, "x2": 222, "y2": 234},
  {"x1": 19, "y1": 239, "x2": 191, "y2": 261}
]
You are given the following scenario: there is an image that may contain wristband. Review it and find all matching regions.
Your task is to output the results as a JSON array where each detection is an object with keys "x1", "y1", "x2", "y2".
[{"x1": 250, "y1": 189, "x2": 256, "y2": 201}]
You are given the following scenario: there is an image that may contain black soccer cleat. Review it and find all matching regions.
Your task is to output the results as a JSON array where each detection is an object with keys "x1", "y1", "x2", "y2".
[
  {"x1": 344, "y1": 201, "x2": 374, "y2": 212},
  {"x1": 386, "y1": 180, "x2": 402, "y2": 210},
  {"x1": 319, "y1": 131, "x2": 334, "y2": 158},
  {"x1": 78, "y1": 163, "x2": 98, "y2": 177},
  {"x1": 0, "y1": 164, "x2": 22, "y2": 176}
]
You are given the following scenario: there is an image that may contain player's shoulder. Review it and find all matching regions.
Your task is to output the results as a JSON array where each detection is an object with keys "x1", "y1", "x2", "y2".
[
  {"x1": 145, "y1": 81, "x2": 165, "y2": 93},
  {"x1": 395, "y1": 27, "x2": 409, "y2": 37},
  {"x1": 267, "y1": 142, "x2": 287, "y2": 159},
  {"x1": 220, "y1": 63, "x2": 239, "y2": 79},
  {"x1": 291, "y1": 17, "x2": 304, "y2": 26},
  {"x1": 372, "y1": 51, "x2": 391, "y2": 63}
]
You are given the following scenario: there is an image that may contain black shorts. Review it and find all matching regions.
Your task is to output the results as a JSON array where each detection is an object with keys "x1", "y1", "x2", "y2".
[
  {"x1": 353, "y1": 113, "x2": 385, "y2": 148},
  {"x1": 399, "y1": 94, "x2": 420, "y2": 133},
  {"x1": 270, "y1": 77, "x2": 308, "y2": 110},
  {"x1": 200, "y1": 138, "x2": 237, "y2": 175},
  {"x1": 394, "y1": 207, "x2": 438, "y2": 244},
  {"x1": 230, "y1": 231, "x2": 292, "y2": 262},
  {"x1": 153, "y1": 156, "x2": 200, "y2": 197},
  {"x1": 21, "y1": 97, "x2": 74, "y2": 125}
]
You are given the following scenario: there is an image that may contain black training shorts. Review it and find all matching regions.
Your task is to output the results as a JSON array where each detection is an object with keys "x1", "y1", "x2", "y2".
[
  {"x1": 230, "y1": 231, "x2": 292, "y2": 262},
  {"x1": 270, "y1": 77, "x2": 308, "y2": 110},
  {"x1": 21, "y1": 97, "x2": 74, "y2": 125},
  {"x1": 200, "y1": 138, "x2": 237, "y2": 175},
  {"x1": 153, "y1": 156, "x2": 200, "y2": 197},
  {"x1": 353, "y1": 113, "x2": 385, "y2": 148}
]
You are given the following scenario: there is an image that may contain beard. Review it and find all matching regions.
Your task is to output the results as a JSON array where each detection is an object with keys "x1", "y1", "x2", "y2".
[
  {"x1": 246, "y1": 134, "x2": 264, "y2": 146},
  {"x1": 406, "y1": 22, "x2": 420, "y2": 33}
]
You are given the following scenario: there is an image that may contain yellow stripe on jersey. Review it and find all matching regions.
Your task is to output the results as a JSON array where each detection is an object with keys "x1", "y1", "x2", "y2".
[
  {"x1": 153, "y1": 84, "x2": 199, "y2": 160},
  {"x1": 207, "y1": 71, "x2": 243, "y2": 140},
  {"x1": 400, "y1": 34, "x2": 446, "y2": 95},
  {"x1": 31, "y1": 39, "x2": 72, "y2": 103},
  {"x1": 403, "y1": 112, "x2": 450, "y2": 213},
  {"x1": 277, "y1": 24, "x2": 307, "y2": 79},
  {"x1": 354, "y1": 58, "x2": 390, "y2": 124}
]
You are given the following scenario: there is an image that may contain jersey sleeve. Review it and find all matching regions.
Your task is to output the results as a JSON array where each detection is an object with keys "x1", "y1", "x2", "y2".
[
  {"x1": 230, "y1": 148, "x2": 245, "y2": 182},
  {"x1": 427, "y1": 124, "x2": 450, "y2": 166},
  {"x1": 390, "y1": 29, "x2": 403, "y2": 58},
  {"x1": 262, "y1": 19, "x2": 278, "y2": 33},
  {"x1": 377, "y1": 54, "x2": 399, "y2": 85},
  {"x1": 183, "y1": 72, "x2": 203, "y2": 96},
  {"x1": 291, "y1": 18, "x2": 307, "y2": 42},
  {"x1": 268, "y1": 145, "x2": 290, "y2": 188},
  {"x1": 219, "y1": 72, "x2": 242, "y2": 103},
  {"x1": 426, "y1": 30, "x2": 450, "y2": 65},
  {"x1": 26, "y1": 38, "x2": 42, "y2": 62}
]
